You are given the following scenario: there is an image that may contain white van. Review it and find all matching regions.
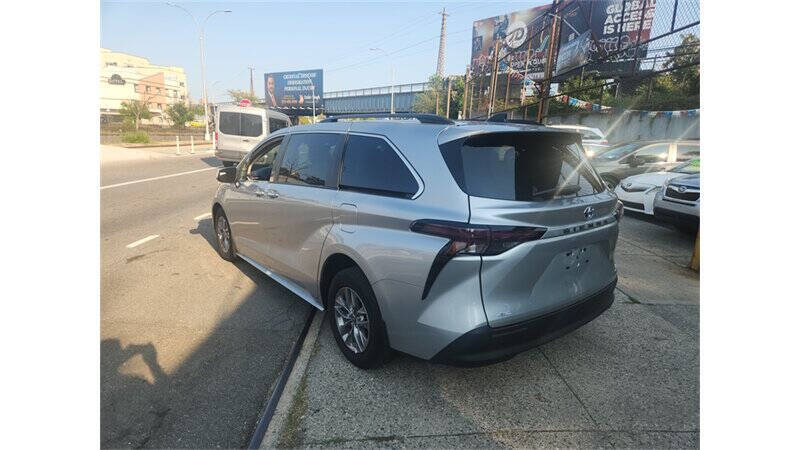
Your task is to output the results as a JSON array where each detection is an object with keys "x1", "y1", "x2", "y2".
[{"x1": 214, "y1": 104, "x2": 291, "y2": 166}]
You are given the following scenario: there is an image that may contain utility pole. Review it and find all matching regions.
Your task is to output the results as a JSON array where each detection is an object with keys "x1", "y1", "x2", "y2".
[
  {"x1": 462, "y1": 65, "x2": 470, "y2": 119},
  {"x1": 436, "y1": 7, "x2": 448, "y2": 77},
  {"x1": 488, "y1": 41, "x2": 501, "y2": 117},
  {"x1": 537, "y1": 2, "x2": 561, "y2": 122},
  {"x1": 248, "y1": 66, "x2": 255, "y2": 97},
  {"x1": 445, "y1": 76, "x2": 452, "y2": 119},
  {"x1": 520, "y1": 39, "x2": 533, "y2": 104}
]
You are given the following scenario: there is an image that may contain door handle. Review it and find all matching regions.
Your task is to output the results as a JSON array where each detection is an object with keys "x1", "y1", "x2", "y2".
[
  {"x1": 266, "y1": 189, "x2": 279, "y2": 199},
  {"x1": 254, "y1": 189, "x2": 265, "y2": 197}
]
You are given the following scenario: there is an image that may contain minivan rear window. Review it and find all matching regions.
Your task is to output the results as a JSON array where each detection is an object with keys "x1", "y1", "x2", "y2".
[
  {"x1": 218, "y1": 111, "x2": 263, "y2": 137},
  {"x1": 219, "y1": 112, "x2": 240, "y2": 135},
  {"x1": 440, "y1": 132, "x2": 604, "y2": 201}
]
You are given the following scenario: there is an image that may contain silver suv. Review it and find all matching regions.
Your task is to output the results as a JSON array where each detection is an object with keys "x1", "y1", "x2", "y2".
[{"x1": 211, "y1": 114, "x2": 622, "y2": 369}]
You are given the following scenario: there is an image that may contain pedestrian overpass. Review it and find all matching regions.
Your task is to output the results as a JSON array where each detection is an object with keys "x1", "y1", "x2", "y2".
[{"x1": 322, "y1": 82, "x2": 428, "y2": 115}]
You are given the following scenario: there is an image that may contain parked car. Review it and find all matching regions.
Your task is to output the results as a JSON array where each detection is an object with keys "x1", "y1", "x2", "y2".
[
  {"x1": 590, "y1": 139, "x2": 700, "y2": 188},
  {"x1": 214, "y1": 104, "x2": 291, "y2": 167},
  {"x1": 654, "y1": 172, "x2": 700, "y2": 233},
  {"x1": 547, "y1": 124, "x2": 609, "y2": 157},
  {"x1": 211, "y1": 113, "x2": 622, "y2": 369},
  {"x1": 614, "y1": 158, "x2": 700, "y2": 215}
]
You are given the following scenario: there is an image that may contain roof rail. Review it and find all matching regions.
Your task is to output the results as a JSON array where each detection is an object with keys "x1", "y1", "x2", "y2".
[
  {"x1": 487, "y1": 112, "x2": 543, "y2": 126},
  {"x1": 321, "y1": 113, "x2": 453, "y2": 125}
]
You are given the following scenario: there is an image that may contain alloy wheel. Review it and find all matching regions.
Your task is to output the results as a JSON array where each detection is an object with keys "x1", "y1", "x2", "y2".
[
  {"x1": 216, "y1": 215, "x2": 231, "y2": 253},
  {"x1": 333, "y1": 286, "x2": 370, "y2": 353}
]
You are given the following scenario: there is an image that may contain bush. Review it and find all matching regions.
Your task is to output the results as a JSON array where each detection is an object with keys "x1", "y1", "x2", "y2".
[
  {"x1": 120, "y1": 118, "x2": 136, "y2": 132},
  {"x1": 121, "y1": 131, "x2": 150, "y2": 144}
]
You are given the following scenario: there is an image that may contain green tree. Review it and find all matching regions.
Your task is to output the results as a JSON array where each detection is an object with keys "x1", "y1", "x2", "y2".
[
  {"x1": 119, "y1": 100, "x2": 152, "y2": 131},
  {"x1": 413, "y1": 74, "x2": 465, "y2": 119},
  {"x1": 665, "y1": 34, "x2": 700, "y2": 95},
  {"x1": 546, "y1": 33, "x2": 700, "y2": 115},
  {"x1": 166, "y1": 103, "x2": 194, "y2": 128},
  {"x1": 227, "y1": 89, "x2": 260, "y2": 105}
]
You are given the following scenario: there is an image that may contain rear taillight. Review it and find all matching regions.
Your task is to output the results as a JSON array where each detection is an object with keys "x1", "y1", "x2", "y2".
[
  {"x1": 214, "y1": 131, "x2": 218, "y2": 149},
  {"x1": 410, "y1": 220, "x2": 547, "y2": 299}
]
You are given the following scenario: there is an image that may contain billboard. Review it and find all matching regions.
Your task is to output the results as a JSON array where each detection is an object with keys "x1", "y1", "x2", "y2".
[
  {"x1": 263, "y1": 69, "x2": 323, "y2": 108},
  {"x1": 555, "y1": 0, "x2": 658, "y2": 76},
  {"x1": 470, "y1": 5, "x2": 552, "y2": 80}
]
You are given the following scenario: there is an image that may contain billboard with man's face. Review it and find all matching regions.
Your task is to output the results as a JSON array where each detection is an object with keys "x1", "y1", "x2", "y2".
[{"x1": 263, "y1": 69, "x2": 323, "y2": 108}]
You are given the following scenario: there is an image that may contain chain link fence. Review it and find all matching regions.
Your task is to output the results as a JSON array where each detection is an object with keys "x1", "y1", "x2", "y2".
[{"x1": 462, "y1": 0, "x2": 700, "y2": 121}]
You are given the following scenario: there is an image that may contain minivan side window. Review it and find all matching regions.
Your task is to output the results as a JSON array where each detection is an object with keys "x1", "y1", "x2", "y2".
[
  {"x1": 269, "y1": 118, "x2": 288, "y2": 133},
  {"x1": 277, "y1": 133, "x2": 343, "y2": 187},
  {"x1": 242, "y1": 138, "x2": 282, "y2": 182},
  {"x1": 340, "y1": 135, "x2": 419, "y2": 198}
]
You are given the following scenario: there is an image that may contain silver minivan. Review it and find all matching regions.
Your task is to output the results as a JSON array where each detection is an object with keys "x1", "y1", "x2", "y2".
[
  {"x1": 214, "y1": 104, "x2": 291, "y2": 166},
  {"x1": 211, "y1": 114, "x2": 621, "y2": 369}
]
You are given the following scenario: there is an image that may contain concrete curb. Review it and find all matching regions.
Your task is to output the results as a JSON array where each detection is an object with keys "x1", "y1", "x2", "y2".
[
  {"x1": 258, "y1": 310, "x2": 324, "y2": 449},
  {"x1": 115, "y1": 142, "x2": 212, "y2": 149}
]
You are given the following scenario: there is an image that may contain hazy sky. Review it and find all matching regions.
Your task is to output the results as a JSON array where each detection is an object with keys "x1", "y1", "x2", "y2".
[{"x1": 100, "y1": 1, "x2": 550, "y2": 102}]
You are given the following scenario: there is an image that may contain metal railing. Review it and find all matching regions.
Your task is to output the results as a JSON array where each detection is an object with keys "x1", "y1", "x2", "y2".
[
  {"x1": 324, "y1": 82, "x2": 429, "y2": 99},
  {"x1": 463, "y1": 0, "x2": 700, "y2": 120}
]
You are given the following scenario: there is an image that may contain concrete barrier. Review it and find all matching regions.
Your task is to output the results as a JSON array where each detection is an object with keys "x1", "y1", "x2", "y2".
[{"x1": 546, "y1": 111, "x2": 700, "y2": 143}]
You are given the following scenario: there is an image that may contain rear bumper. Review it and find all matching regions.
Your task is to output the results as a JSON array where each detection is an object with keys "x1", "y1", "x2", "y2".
[
  {"x1": 215, "y1": 149, "x2": 247, "y2": 162},
  {"x1": 430, "y1": 278, "x2": 616, "y2": 366}
]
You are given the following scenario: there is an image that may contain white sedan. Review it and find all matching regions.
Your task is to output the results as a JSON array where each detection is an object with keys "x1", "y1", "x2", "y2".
[{"x1": 614, "y1": 159, "x2": 700, "y2": 215}]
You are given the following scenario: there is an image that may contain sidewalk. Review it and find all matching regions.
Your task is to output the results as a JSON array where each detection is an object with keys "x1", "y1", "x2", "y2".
[
  {"x1": 100, "y1": 144, "x2": 213, "y2": 165},
  {"x1": 267, "y1": 216, "x2": 699, "y2": 448}
]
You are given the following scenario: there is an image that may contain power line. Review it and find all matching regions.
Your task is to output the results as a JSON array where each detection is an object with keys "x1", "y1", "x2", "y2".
[
  {"x1": 321, "y1": 7, "x2": 445, "y2": 64},
  {"x1": 320, "y1": 3, "x2": 482, "y2": 67},
  {"x1": 327, "y1": 28, "x2": 470, "y2": 73}
]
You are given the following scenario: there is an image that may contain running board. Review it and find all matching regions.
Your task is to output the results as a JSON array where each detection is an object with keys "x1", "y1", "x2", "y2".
[{"x1": 236, "y1": 253, "x2": 324, "y2": 311}]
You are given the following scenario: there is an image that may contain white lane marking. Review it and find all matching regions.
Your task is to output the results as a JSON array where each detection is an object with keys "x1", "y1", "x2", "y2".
[
  {"x1": 126, "y1": 234, "x2": 160, "y2": 249},
  {"x1": 101, "y1": 167, "x2": 219, "y2": 190},
  {"x1": 194, "y1": 212, "x2": 212, "y2": 221}
]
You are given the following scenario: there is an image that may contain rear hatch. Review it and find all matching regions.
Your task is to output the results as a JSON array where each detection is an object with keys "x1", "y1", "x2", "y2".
[
  {"x1": 439, "y1": 129, "x2": 619, "y2": 328},
  {"x1": 217, "y1": 109, "x2": 265, "y2": 155}
]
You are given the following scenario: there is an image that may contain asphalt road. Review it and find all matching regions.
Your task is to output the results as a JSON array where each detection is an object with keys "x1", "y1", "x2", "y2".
[{"x1": 100, "y1": 149, "x2": 311, "y2": 448}]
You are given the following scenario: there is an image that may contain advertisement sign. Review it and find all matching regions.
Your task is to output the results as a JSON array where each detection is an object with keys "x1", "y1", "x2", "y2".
[
  {"x1": 555, "y1": 0, "x2": 658, "y2": 77},
  {"x1": 470, "y1": 5, "x2": 551, "y2": 80},
  {"x1": 263, "y1": 69, "x2": 323, "y2": 108}
]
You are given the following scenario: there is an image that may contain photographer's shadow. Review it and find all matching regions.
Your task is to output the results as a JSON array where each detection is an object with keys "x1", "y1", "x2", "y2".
[{"x1": 101, "y1": 339, "x2": 169, "y2": 448}]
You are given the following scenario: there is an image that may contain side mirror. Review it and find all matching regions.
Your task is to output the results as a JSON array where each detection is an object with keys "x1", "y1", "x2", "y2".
[{"x1": 217, "y1": 167, "x2": 237, "y2": 183}]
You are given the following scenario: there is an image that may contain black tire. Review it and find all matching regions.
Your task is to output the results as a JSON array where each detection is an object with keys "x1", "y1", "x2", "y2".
[
  {"x1": 213, "y1": 208, "x2": 237, "y2": 261},
  {"x1": 222, "y1": 161, "x2": 235, "y2": 167},
  {"x1": 327, "y1": 267, "x2": 391, "y2": 369}
]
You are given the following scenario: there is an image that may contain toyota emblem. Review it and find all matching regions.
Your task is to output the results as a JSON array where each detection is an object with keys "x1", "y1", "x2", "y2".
[
  {"x1": 583, "y1": 206, "x2": 596, "y2": 220},
  {"x1": 678, "y1": 186, "x2": 687, "y2": 193}
]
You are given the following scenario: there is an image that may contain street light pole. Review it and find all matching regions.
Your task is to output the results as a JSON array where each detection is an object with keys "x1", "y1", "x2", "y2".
[
  {"x1": 166, "y1": 3, "x2": 231, "y2": 141},
  {"x1": 370, "y1": 48, "x2": 394, "y2": 114}
]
